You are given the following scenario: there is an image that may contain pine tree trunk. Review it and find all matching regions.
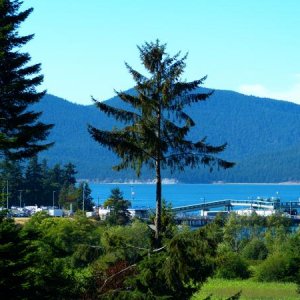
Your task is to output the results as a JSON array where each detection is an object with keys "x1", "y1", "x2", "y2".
[
  {"x1": 155, "y1": 158, "x2": 162, "y2": 244},
  {"x1": 155, "y1": 92, "x2": 162, "y2": 245}
]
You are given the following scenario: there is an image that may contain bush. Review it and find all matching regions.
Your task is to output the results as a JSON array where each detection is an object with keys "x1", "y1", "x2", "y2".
[
  {"x1": 255, "y1": 252, "x2": 298, "y2": 282},
  {"x1": 241, "y1": 238, "x2": 268, "y2": 260},
  {"x1": 215, "y1": 244, "x2": 250, "y2": 279}
]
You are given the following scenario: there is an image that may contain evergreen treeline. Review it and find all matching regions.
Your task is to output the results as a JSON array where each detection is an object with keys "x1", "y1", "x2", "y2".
[
  {"x1": 33, "y1": 92, "x2": 300, "y2": 182},
  {"x1": 1, "y1": 208, "x2": 299, "y2": 299},
  {"x1": 0, "y1": 0, "x2": 53, "y2": 159},
  {"x1": 0, "y1": 157, "x2": 93, "y2": 210}
]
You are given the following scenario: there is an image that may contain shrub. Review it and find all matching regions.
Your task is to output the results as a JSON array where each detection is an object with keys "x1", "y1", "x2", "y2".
[
  {"x1": 241, "y1": 238, "x2": 268, "y2": 260},
  {"x1": 215, "y1": 244, "x2": 250, "y2": 279},
  {"x1": 255, "y1": 252, "x2": 298, "y2": 282}
]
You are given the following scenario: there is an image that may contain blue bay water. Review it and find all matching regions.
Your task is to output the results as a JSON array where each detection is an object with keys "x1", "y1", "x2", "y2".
[{"x1": 90, "y1": 183, "x2": 300, "y2": 208}]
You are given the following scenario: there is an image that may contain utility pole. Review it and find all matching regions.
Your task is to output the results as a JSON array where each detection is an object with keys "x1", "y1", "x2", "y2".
[
  {"x1": 82, "y1": 182, "x2": 85, "y2": 212},
  {"x1": 1, "y1": 185, "x2": 4, "y2": 207},
  {"x1": 52, "y1": 191, "x2": 56, "y2": 209},
  {"x1": 6, "y1": 180, "x2": 8, "y2": 209},
  {"x1": 18, "y1": 190, "x2": 23, "y2": 208}
]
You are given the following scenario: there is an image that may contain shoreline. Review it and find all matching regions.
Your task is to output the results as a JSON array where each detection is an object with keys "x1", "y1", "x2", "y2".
[{"x1": 84, "y1": 180, "x2": 300, "y2": 185}]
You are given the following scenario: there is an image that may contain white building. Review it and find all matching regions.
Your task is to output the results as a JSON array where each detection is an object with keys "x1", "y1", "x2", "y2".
[{"x1": 98, "y1": 207, "x2": 110, "y2": 220}]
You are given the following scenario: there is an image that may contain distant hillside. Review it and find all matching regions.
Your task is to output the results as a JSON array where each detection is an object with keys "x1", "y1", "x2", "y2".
[{"x1": 33, "y1": 89, "x2": 300, "y2": 183}]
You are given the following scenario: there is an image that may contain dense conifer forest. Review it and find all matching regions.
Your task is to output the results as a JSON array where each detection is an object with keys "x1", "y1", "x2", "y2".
[{"x1": 33, "y1": 92, "x2": 300, "y2": 183}]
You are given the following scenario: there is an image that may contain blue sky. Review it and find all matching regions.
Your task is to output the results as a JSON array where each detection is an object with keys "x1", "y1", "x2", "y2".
[{"x1": 22, "y1": 0, "x2": 300, "y2": 105}]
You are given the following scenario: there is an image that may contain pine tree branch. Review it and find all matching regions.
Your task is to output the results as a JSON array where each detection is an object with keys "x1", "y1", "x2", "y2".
[
  {"x1": 97, "y1": 244, "x2": 166, "y2": 293},
  {"x1": 98, "y1": 263, "x2": 137, "y2": 293},
  {"x1": 92, "y1": 97, "x2": 141, "y2": 123},
  {"x1": 165, "y1": 152, "x2": 235, "y2": 170}
]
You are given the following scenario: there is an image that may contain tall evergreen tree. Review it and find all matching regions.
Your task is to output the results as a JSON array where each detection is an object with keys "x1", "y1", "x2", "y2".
[
  {"x1": 24, "y1": 156, "x2": 43, "y2": 206},
  {"x1": 103, "y1": 188, "x2": 131, "y2": 225},
  {"x1": 62, "y1": 162, "x2": 77, "y2": 185},
  {"x1": 77, "y1": 181, "x2": 94, "y2": 211},
  {"x1": 0, "y1": 0, "x2": 53, "y2": 160},
  {"x1": 0, "y1": 158, "x2": 23, "y2": 206},
  {"x1": 0, "y1": 213, "x2": 28, "y2": 298},
  {"x1": 89, "y1": 40, "x2": 234, "y2": 242}
]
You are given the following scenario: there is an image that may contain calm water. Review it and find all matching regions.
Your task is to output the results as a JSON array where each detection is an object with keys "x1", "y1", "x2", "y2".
[{"x1": 90, "y1": 183, "x2": 300, "y2": 208}]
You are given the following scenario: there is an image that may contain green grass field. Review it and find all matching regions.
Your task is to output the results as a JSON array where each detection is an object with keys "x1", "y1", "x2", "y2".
[{"x1": 191, "y1": 278, "x2": 299, "y2": 300}]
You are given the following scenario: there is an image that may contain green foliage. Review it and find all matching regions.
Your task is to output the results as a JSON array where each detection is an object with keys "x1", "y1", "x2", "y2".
[
  {"x1": 103, "y1": 187, "x2": 131, "y2": 225},
  {"x1": 149, "y1": 199, "x2": 177, "y2": 242},
  {"x1": 24, "y1": 156, "x2": 44, "y2": 205},
  {"x1": 1, "y1": 205, "x2": 300, "y2": 299},
  {"x1": 21, "y1": 212, "x2": 102, "y2": 298},
  {"x1": 266, "y1": 212, "x2": 292, "y2": 229},
  {"x1": 0, "y1": 0, "x2": 53, "y2": 160},
  {"x1": 89, "y1": 221, "x2": 152, "y2": 298},
  {"x1": 58, "y1": 183, "x2": 79, "y2": 209},
  {"x1": 120, "y1": 227, "x2": 217, "y2": 299},
  {"x1": 159, "y1": 200, "x2": 177, "y2": 239},
  {"x1": 100, "y1": 220, "x2": 151, "y2": 263},
  {"x1": 0, "y1": 214, "x2": 27, "y2": 299},
  {"x1": 89, "y1": 40, "x2": 234, "y2": 241},
  {"x1": 0, "y1": 156, "x2": 83, "y2": 207},
  {"x1": 215, "y1": 243, "x2": 250, "y2": 280},
  {"x1": 241, "y1": 237, "x2": 268, "y2": 260},
  {"x1": 89, "y1": 41, "x2": 234, "y2": 176},
  {"x1": 0, "y1": 158, "x2": 23, "y2": 206},
  {"x1": 77, "y1": 181, "x2": 94, "y2": 211},
  {"x1": 223, "y1": 213, "x2": 245, "y2": 252},
  {"x1": 254, "y1": 231, "x2": 300, "y2": 283},
  {"x1": 254, "y1": 251, "x2": 298, "y2": 282}
]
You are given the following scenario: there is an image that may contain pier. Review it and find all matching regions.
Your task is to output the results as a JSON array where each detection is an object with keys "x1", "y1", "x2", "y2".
[
  {"x1": 171, "y1": 198, "x2": 300, "y2": 227},
  {"x1": 172, "y1": 198, "x2": 300, "y2": 213}
]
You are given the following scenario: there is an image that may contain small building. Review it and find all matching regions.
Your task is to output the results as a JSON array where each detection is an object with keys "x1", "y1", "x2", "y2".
[{"x1": 98, "y1": 207, "x2": 110, "y2": 220}]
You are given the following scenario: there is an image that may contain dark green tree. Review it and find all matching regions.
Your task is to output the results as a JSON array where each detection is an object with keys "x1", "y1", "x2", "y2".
[
  {"x1": 58, "y1": 183, "x2": 78, "y2": 210},
  {"x1": 62, "y1": 162, "x2": 77, "y2": 186},
  {"x1": 77, "y1": 182, "x2": 94, "y2": 211},
  {"x1": 114, "y1": 227, "x2": 217, "y2": 299},
  {"x1": 241, "y1": 237, "x2": 268, "y2": 260},
  {"x1": 89, "y1": 40, "x2": 234, "y2": 242},
  {"x1": 40, "y1": 162, "x2": 65, "y2": 207},
  {"x1": 0, "y1": 0, "x2": 53, "y2": 160},
  {"x1": 215, "y1": 242, "x2": 250, "y2": 279},
  {"x1": 0, "y1": 158, "x2": 23, "y2": 206},
  {"x1": 24, "y1": 156, "x2": 43, "y2": 206},
  {"x1": 0, "y1": 132, "x2": 14, "y2": 155},
  {"x1": 39, "y1": 158, "x2": 53, "y2": 205},
  {"x1": 47, "y1": 163, "x2": 64, "y2": 196},
  {"x1": 0, "y1": 212, "x2": 28, "y2": 298},
  {"x1": 103, "y1": 188, "x2": 131, "y2": 225},
  {"x1": 21, "y1": 212, "x2": 100, "y2": 298}
]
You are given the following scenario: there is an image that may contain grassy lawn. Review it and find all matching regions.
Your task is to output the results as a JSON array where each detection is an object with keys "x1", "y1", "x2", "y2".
[{"x1": 191, "y1": 278, "x2": 299, "y2": 300}]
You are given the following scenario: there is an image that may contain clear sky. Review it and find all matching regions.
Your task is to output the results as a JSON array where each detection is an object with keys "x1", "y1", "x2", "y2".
[{"x1": 21, "y1": 0, "x2": 300, "y2": 105}]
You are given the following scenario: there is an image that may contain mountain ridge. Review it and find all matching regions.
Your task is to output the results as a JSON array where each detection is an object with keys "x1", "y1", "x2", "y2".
[{"x1": 33, "y1": 88, "x2": 300, "y2": 183}]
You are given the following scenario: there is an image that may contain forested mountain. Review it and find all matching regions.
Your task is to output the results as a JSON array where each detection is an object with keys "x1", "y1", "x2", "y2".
[{"x1": 33, "y1": 89, "x2": 300, "y2": 183}]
